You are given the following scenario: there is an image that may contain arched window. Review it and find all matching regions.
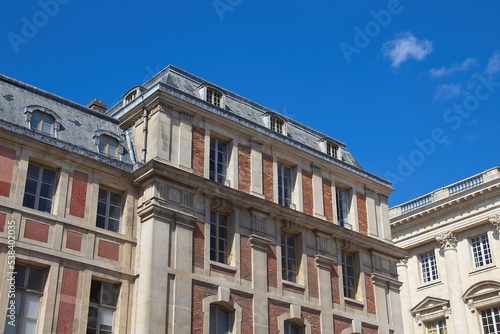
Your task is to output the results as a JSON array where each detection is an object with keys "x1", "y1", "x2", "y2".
[
  {"x1": 209, "y1": 305, "x2": 230, "y2": 334},
  {"x1": 31, "y1": 110, "x2": 55, "y2": 135},
  {"x1": 98, "y1": 135, "x2": 119, "y2": 158}
]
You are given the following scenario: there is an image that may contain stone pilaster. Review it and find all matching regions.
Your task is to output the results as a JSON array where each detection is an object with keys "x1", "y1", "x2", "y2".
[
  {"x1": 249, "y1": 234, "x2": 271, "y2": 334},
  {"x1": 315, "y1": 254, "x2": 334, "y2": 334},
  {"x1": 396, "y1": 257, "x2": 414, "y2": 333}
]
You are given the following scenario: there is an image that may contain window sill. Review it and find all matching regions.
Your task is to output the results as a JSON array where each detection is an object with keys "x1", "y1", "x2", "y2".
[
  {"x1": 344, "y1": 297, "x2": 364, "y2": 308},
  {"x1": 210, "y1": 261, "x2": 237, "y2": 275},
  {"x1": 282, "y1": 280, "x2": 306, "y2": 294},
  {"x1": 417, "y1": 280, "x2": 443, "y2": 291},
  {"x1": 469, "y1": 264, "x2": 497, "y2": 276}
]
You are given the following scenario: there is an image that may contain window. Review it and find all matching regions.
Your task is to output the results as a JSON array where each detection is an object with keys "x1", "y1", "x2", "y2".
[
  {"x1": 209, "y1": 138, "x2": 229, "y2": 184},
  {"x1": 284, "y1": 321, "x2": 302, "y2": 334},
  {"x1": 420, "y1": 251, "x2": 439, "y2": 283},
  {"x1": 270, "y1": 116, "x2": 285, "y2": 134},
  {"x1": 342, "y1": 251, "x2": 357, "y2": 299},
  {"x1": 96, "y1": 188, "x2": 122, "y2": 232},
  {"x1": 98, "y1": 136, "x2": 119, "y2": 158},
  {"x1": 426, "y1": 320, "x2": 447, "y2": 334},
  {"x1": 206, "y1": 88, "x2": 222, "y2": 107},
  {"x1": 23, "y1": 163, "x2": 56, "y2": 213},
  {"x1": 209, "y1": 305, "x2": 230, "y2": 334},
  {"x1": 281, "y1": 232, "x2": 298, "y2": 282},
  {"x1": 4, "y1": 264, "x2": 46, "y2": 334},
  {"x1": 278, "y1": 164, "x2": 293, "y2": 207},
  {"x1": 481, "y1": 306, "x2": 500, "y2": 334},
  {"x1": 336, "y1": 188, "x2": 349, "y2": 227},
  {"x1": 87, "y1": 280, "x2": 119, "y2": 334},
  {"x1": 326, "y1": 141, "x2": 338, "y2": 159},
  {"x1": 471, "y1": 234, "x2": 492, "y2": 268},
  {"x1": 124, "y1": 91, "x2": 136, "y2": 105},
  {"x1": 30, "y1": 110, "x2": 55, "y2": 136},
  {"x1": 210, "y1": 211, "x2": 230, "y2": 264}
]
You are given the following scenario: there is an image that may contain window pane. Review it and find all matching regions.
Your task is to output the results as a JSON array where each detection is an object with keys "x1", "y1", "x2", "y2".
[
  {"x1": 102, "y1": 284, "x2": 118, "y2": 306},
  {"x1": 27, "y1": 163, "x2": 39, "y2": 178},
  {"x1": 108, "y1": 219, "x2": 120, "y2": 232},
  {"x1": 97, "y1": 202, "x2": 107, "y2": 216},
  {"x1": 108, "y1": 206, "x2": 121, "y2": 219},
  {"x1": 100, "y1": 308, "x2": 114, "y2": 328},
  {"x1": 23, "y1": 294, "x2": 40, "y2": 317},
  {"x1": 87, "y1": 306, "x2": 98, "y2": 329},
  {"x1": 23, "y1": 193, "x2": 36, "y2": 209},
  {"x1": 15, "y1": 264, "x2": 27, "y2": 288},
  {"x1": 42, "y1": 169, "x2": 56, "y2": 184},
  {"x1": 20, "y1": 318, "x2": 38, "y2": 334},
  {"x1": 37, "y1": 198, "x2": 52, "y2": 213},
  {"x1": 109, "y1": 192, "x2": 122, "y2": 206},
  {"x1": 27, "y1": 267, "x2": 45, "y2": 291},
  {"x1": 90, "y1": 281, "x2": 101, "y2": 304},
  {"x1": 98, "y1": 188, "x2": 108, "y2": 201},
  {"x1": 96, "y1": 215, "x2": 106, "y2": 229}
]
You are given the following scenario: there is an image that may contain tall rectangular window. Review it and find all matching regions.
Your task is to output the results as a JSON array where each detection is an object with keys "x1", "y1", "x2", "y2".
[
  {"x1": 471, "y1": 234, "x2": 492, "y2": 268},
  {"x1": 4, "y1": 264, "x2": 46, "y2": 334},
  {"x1": 342, "y1": 251, "x2": 357, "y2": 299},
  {"x1": 336, "y1": 188, "x2": 349, "y2": 226},
  {"x1": 420, "y1": 251, "x2": 438, "y2": 283},
  {"x1": 209, "y1": 138, "x2": 229, "y2": 185},
  {"x1": 23, "y1": 163, "x2": 56, "y2": 213},
  {"x1": 426, "y1": 319, "x2": 447, "y2": 334},
  {"x1": 278, "y1": 164, "x2": 292, "y2": 207},
  {"x1": 210, "y1": 211, "x2": 230, "y2": 264},
  {"x1": 87, "y1": 280, "x2": 119, "y2": 334},
  {"x1": 96, "y1": 188, "x2": 122, "y2": 232},
  {"x1": 481, "y1": 306, "x2": 500, "y2": 334},
  {"x1": 281, "y1": 232, "x2": 298, "y2": 282}
]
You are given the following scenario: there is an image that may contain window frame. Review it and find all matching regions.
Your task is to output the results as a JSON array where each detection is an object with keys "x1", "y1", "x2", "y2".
[
  {"x1": 278, "y1": 163, "x2": 293, "y2": 208},
  {"x1": 426, "y1": 319, "x2": 448, "y2": 334},
  {"x1": 96, "y1": 187, "x2": 123, "y2": 233},
  {"x1": 420, "y1": 251, "x2": 439, "y2": 284},
  {"x1": 326, "y1": 141, "x2": 339, "y2": 159},
  {"x1": 341, "y1": 251, "x2": 358, "y2": 299},
  {"x1": 281, "y1": 232, "x2": 298, "y2": 283},
  {"x1": 24, "y1": 105, "x2": 61, "y2": 138},
  {"x1": 480, "y1": 306, "x2": 500, "y2": 334},
  {"x1": 270, "y1": 115, "x2": 285, "y2": 135},
  {"x1": 22, "y1": 162, "x2": 57, "y2": 214},
  {"x1": 30, "y1": 110, "x2": 55, "y2": 136},
  {"x1": 206, "y1": 87, "x2": 223, "y2": 108},
  {"x1": 98, "y1": 135, "x2": 120, "y2": 158},
  {"x1": 471, "y1": 234, "x2": 492, "y2": 268},
  {"x1": 87, "y1": 280, "x2": 120, "y2": 334},
  {"x1": 209, "y1": 137, "x2": 229, "y2": 185},
  {"x1": 210, "y1": 211, "x2": 231, "y2": 265},
  {"x1": 4, "y1": 263, "x2": 47, "y2": 334},
  {"x1": 284, "y1": 320, "x2": 303, "y2": 334},
  {"x1": 336, "y1": 188, "x2": 350, "y2": 227},
  {"x1": 209, "y1": 304, "x2": 231, "y2": 334}
]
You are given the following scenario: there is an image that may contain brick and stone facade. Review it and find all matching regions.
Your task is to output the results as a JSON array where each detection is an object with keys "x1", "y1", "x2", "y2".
[{"x1": 0, "y1": 66, "x2": 405, "y2": 333}]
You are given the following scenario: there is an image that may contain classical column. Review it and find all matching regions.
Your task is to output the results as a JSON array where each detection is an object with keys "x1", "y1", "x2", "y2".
[
  {"x1": 435, "y1": 231, "x2": 468, "y2": 334},
  {"x1": 397, "y1": 257, "x2": 415, "y2": 334}
]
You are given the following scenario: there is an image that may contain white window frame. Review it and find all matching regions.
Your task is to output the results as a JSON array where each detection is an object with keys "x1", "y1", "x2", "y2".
[
  {"x1": 87, "y1": 280, "x2": 119, "y2": 334},
  {"x1": 278, "y1": 163, "x2": 293, "y2": 208},
  {"x1": 341, "y1": 251, "x2": 359, "y2": 299},
  {"x1": 96, "y1": 187, "x2": 123, "y2": 233},
  {"x1": 426, "y1": 319, "x2": 447, "y2": 334},
  {"x1": 24, "y1": 105, "x2": 61, "y2": 138},
  {"x1": 23, "y1": 162, "x2": 57, "y2": 214},
  {"x1": 209, "y1": 137, "x2": 229, "y2": 185},
  {"x1": 336, "y1": 188, "x2": 350, "y2": 227},
  {"x1": 471, "y1": 234, "x2": 492, "y2": 268},
  {"x1": 420, "y1": 251, "x2": 439, "y2": 283},
  {"x1": 210, "y1": 211, "x2": 231, "y2": 265},
  {"x1": 281, "y1": 232, "x2": 298, "y2": 283},
  {"x1": 480, "y1": 306, "x2": 500, "y2": 334}
]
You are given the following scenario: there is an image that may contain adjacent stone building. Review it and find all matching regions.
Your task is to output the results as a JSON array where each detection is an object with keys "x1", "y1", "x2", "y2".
[
  {"x1": 390, "y1": 167, "x2": 500, "y2": 334},
  {"x1": 0, "y1": 65, "x2": 405, "y2": 333}
]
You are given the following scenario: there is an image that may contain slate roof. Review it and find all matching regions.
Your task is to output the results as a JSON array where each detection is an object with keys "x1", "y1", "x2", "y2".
[{"x1": 0, "y1": 74, "x2": 133, "y2": 171}]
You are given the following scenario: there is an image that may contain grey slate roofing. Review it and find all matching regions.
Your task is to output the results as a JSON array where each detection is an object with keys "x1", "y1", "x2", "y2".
[
  {"x1": 0, "y1": 74, "x2": 133, "y2": 170},
  {"x1": 107, "y1": 65, "x2": 363, "y2": 169}
]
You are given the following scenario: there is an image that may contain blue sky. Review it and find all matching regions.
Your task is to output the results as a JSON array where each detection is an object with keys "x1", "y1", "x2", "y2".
[{"x1": 1, "y1": 1, "x2": 499, "y2": 206}]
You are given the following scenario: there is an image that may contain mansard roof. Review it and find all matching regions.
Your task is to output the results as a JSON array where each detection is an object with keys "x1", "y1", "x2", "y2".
[{"x1": 107, "y1": 65, "x2": 363, "y2": 170}]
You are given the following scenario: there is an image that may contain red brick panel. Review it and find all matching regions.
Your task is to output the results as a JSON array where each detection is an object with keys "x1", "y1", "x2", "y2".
[
  {"x1": 98, "y1": 239, "x2": 119, "y2": 261},
  {"x1": 262, "y1": 153, "x2": 273, "y2": 202},
  {"x1": 301, "y1": 170, "x2": 313, "y2": 215},
  {"x1": 334, "y1": 317, "x2": 352, "y2": 333},
  {"x1": 267, "y1": 244, "x2": 277, "y2": 288},
  {"x1": 192, "y1": 127, "x2": 205, "y2": 176},
  {"x1": 268, "y1": 300, "x2": 289, "y2": 334},
  {"x1": 365, "y1": 274, "x2": 377, "y2": 315},
  {"x1": 357, "y1": 193, "x2": 368, "y2": 235},
  {"x1": 193, "y1": 221, "x2": 205, "y2": 269},
  {"x1": 302, "y1": 308, "x2": 321, "y2": 334},
  {"x1": 307, "y1": 256, "x2": 318, "y2": 299},
  {"x1": 240, "y1": 235, "x2": 252, "y2": 282},
  {"x1": 56, "y1": 267, "x2": 79, "y2": 334},
  {"x1": 331, "y1": 263, "x2": 340, "y2": 305},
  {"x1": 24, "y1": 220, "x2": 49, "y2": 243},
  {"x1": 322, "y1": 178, "x2": 333, "y2": 223},
  {"x1": 238, "y1": 144, "x2": 251, "y2": 193},
  {"x1": 69, "y1": 170, "x2": 88, "y2": 218},
  {"x1": 0, "y1": 212, "x2": 6, "y2": 232},
  {"x1": 66, "y1": 230, "x2": 83, "y2": 251},
  {"x1": 0, "y1": 146, "x2": 15, "y2": 197},
  {"x1": 231, "y1": 291, "x2": 253, "y2": 334},
  {"x1": 192, "y1": 282, "x2": 218, "y2": 334}
]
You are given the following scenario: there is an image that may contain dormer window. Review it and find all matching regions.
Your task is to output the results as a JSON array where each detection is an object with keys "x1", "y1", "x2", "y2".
[
  {"x1": 327, "y1": 141, "x2": 339, "y2": 159},
  {"x1": 125, "y1": 91, "x2": 136, "y2": 105},
  {"x1": 270, "y1": 116, "x2": 285, "y2": 135},
  {"x1": 25, "y1": 106, "x2": 61, "y2": 138},
  {"x1": 123, "y1": 87, "x2": 143, "y2": 106},
  {"x1": 206, "y1": 87, "x2": 223, "y2": 107},
  {"x1": 94, "y1": 131, "x2": 123, "y2": 159}
]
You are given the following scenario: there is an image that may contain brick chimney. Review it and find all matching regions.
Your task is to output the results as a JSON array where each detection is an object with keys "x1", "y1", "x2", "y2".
[{"x1": 87, "y1": 99, "x2": 107, "y2": 113}]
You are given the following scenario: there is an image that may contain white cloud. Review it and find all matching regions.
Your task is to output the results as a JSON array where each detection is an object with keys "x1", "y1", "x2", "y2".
[
  {"x1": 428, "y1": 58, "x2": 478, "y2": 78},
  {"x1": 382, "y1": 32, "x2": 433, "y2": 68},
  {"x1": 434, "y1": 84, "x2": 461, "y2": 99},
  {"x1": 485, "y1": 51, "x2": 500, "y2": 74}
]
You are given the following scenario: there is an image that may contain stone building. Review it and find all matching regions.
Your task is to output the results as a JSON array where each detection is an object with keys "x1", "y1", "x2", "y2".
[
  {"x1": 0, "y1": 65, "x2": 405, "y2": 333},
  {"x1": 390, "y1": 167, "x2": 500, "y2": 334}
]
